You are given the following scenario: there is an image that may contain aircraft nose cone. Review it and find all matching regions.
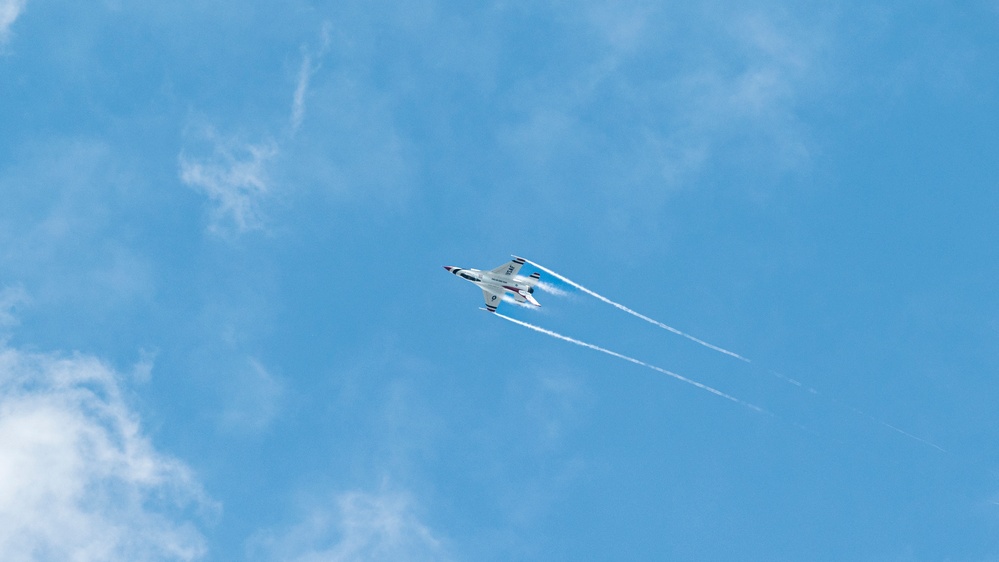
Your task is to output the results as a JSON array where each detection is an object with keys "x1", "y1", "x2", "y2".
[{"x1": 443, "y1": 266, "x2": 453, "y2": 272}]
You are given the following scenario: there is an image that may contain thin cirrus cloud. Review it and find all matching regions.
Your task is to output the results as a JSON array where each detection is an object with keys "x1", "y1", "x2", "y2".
[
  {"x1": 0, "y1": 0, "x2": 25, "y2": 44},
  {"x1": 0, "y1": 285, "x2": 28, "y2": 330},
  {"x1": 178, "y1": 127, "x2": 278, "y2": 235},
  {"x1": 218, "y1": 357, "x2": 286, "y2": 433},
  {"x1": 671, "y1": 12, "x2": 824, "y2": 168},
  {"x1": 291, "y1": 23, "x2": 333, "y2": 133},
  {"x1": 249, "y1": 487, "x2": 449, "y2": 562},
  {"x1": 290, "y1": 53, "x2": 313, "y2": 133},
  {"x1": 179, "y1": 25, "x2": 331, "y2": 236},
  {"x1": 498, "y1": 6, "x2": 826, "y2": 202},
  {"x1": 0, "y1": 342, "x2": 212, "y2": 561}
]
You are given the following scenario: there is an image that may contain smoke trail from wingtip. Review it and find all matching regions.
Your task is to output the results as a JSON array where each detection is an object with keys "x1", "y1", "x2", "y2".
[
  {"x1": 875, "y1": 420, "x2": 947, "y2": 453},
  {"x1": 768, "y1": 369, "x2": 945, "y2": 452},
  {"x1": 518, "y1": 259, "x2": 948, "y2": 453},
  {"x1": 769, "y1": 370, "x2": 819, "y2": 394},
  {"x1": 523, "y1": 259, "x2": 751, "y2": 363},
  {"x1": 493, "y1": 313, "x2": 946, "y2": 453},
  {"x1": 493, "y1": 312, "x2": 767, "y2": 414},
  {"x1": 835, "y1": 399, "x2": 947, "y2": 452}
]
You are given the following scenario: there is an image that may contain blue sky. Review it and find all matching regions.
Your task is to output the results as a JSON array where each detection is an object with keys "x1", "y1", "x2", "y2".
[{"x1": 2, "y1": 1, "x2": 999, "y2": 560}]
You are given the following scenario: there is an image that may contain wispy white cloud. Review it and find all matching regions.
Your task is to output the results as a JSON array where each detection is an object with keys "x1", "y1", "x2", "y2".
[
  {"x1": 181, "y1": 24, "x2": 337, "y2": 237},
  {"x1": 0, "y1": 0, "x2": 25, "y2": 44},
  {"x1": 498, "y1": 4, "x2": 829, "y2": 214},
  {"x1": 179, "y1": 21, "x2": 418, "y2": 237},
  {"x1": 0, "y1": 285, "x2": 29, "y2": 331},
  {"x1": 0, "y1": 139, "x2": 157, "y2": 313},
  {"x1": 291, "y1": 54, "x2": 313, "y2": 133},
  {"x1": 130, "y1": 348, "x2": 157, "y2": 385},
  {"x1": 219, "y1": 357, "x2": 285, "y2": 433},
  {"x1": 0, "y1": 344, "x2": 212, "y2": 561},
  {"x1": 526, "y1": 374, "x2": 590, "y2": 445},
  {"x1": 291, "y1": 22, "x2": 333, "y2": 133},
  {"x1": 250, "y1": 487, "x2": 448, "y2": 562},
  {"x1": 664, "y1": 10, "x2": 825, "y2": 175},
  {"x1": 179, "y1": 127, "x2": 278, "y2": 235}
]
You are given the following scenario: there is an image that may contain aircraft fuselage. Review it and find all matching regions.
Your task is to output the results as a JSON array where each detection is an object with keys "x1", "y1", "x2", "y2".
[{"x1": 444, "y1": 260, "x2": 541, "y2": 312}]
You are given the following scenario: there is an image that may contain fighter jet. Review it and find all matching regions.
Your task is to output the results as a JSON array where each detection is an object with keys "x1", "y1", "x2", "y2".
[{"x1": 444, "y1": 256, "x2": 541, "y2": 312}]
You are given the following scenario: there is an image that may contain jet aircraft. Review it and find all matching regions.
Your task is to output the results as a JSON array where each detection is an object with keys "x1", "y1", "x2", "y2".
[{"x1": 444, "y1": 256, "x2": 541, "y2": 312}]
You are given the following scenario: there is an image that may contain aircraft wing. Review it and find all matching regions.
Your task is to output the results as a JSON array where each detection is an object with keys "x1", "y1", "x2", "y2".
[
  {"x1": 482, "y1": 286, "x2": 504, "y2": 312},
  {"x1": 489, "y1": 256, "x2": 527, "y2": 278}
]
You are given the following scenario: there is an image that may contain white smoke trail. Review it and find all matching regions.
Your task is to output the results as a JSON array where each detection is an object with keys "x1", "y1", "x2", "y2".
[
  {"x1": 518, "y1": 258, "x2": 948, "y2": 453},
  {"x1": 870, "y1": 417, "x2": 947, "y2": 452},
  {"x1": 493, "y1": 312, "x2": 766, "y2": 414},
  {"x1": 534, "y1": 281, "x2": 569, "y2": 297},
  {"x1": 493, "y1": 312, "x2": 947, "y2": 453},
  {"x1": 501, "y1": 295, "x2": 536, "y2": 309},
  {"x1": 770, "y1": 370, "x2": 945, "y2": 452},
  {"x1": 522, "y1": 258, "x2": 751, "y2": 363},
  {"x1": 769, "y1": 370, "x2": 819, "y2": 394}
]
